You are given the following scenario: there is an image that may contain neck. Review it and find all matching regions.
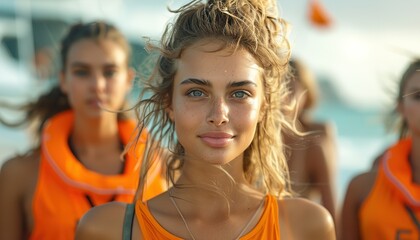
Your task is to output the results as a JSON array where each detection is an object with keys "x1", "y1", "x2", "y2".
[
  {"x1": 72, "y1": 114, "x2": 119, "y2": 145},
  {"x1": 70, "y1": 113, "x2": 122, "y2": 158},
  {"x1": 174, "y1": 157, "x2": 258, "y2": 206},
  {"x1": 69, "y1": 113, "x2": 125, "y2": 175},
  {"x1": 170, "y1": 182, "x2": 261, "y2": 222}
]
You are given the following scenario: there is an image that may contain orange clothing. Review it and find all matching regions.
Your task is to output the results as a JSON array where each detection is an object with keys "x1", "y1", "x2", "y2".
[
  {"x1": 30, "y1": 111, "x2": 164, "y2": 240},
  {"x1": 360, "y1": 138, "x2": 420, "y2": 240},
  {"x1": 135, "y1": 195, "x2": 280, "y2": 239}
]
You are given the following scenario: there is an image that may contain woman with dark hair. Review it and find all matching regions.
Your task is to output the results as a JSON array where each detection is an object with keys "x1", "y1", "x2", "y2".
[
  {"x1": 0, "y1": 21, "x2": 164, "y2": 240},
  {"x1": 340, "y1": 59, "x2": 420, "y2": 240}
]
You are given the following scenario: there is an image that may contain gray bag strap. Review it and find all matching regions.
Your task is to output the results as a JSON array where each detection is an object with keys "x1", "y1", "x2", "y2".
[{"x1": 122, "y1": 203, "x2": 135, "y2": 240}]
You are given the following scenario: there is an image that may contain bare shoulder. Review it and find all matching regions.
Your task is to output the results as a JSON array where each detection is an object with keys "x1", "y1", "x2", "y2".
[
  {"x1": 340, "y1": 170, "x2": 377, "y2": 239},
  {"x1": 1, "y1": 149, "x2": 40, "y2": 172},
  {"x1": 279, "y1": 197, "x2": 335, "y2": 240},
  {"x1": 344, "y1": 170, "x2": 377, "y2": 204},
  {"x1": 0, "y1": 149, "x2": 40, "y2": 189},
  {"x1": 0, "y1": 149, "x2": 40, "y2": 239},
  {"x1": 75, "y1": 202, "x2": 128, "y2": 240}
]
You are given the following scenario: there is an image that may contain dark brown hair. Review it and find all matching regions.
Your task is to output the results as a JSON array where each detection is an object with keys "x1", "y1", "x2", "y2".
[{"x1": 388, "y1": 59, "x2": 420, "y2": 139}]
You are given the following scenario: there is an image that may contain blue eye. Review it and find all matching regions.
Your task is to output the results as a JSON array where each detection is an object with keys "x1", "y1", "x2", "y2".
[
  {"x1": 232, "y1": 90, "x2": 249, "y2": 99},
  {"x1": 187, "y1": 89, "x2": 205, "y2": 97}
]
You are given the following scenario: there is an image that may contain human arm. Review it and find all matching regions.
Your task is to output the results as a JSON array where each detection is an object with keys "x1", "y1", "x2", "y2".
[
  {"x1": 75, "y1": 202, "x2": 140, "y2": 240},
  {"x1": 339, "y1": 172, "x2": 375, "y2": 240},
  {"x1": 308, "y1": 122, "x2": 337, "y2": 220},
  {"x1": 0, "y1": 153, "x2": 38, "y2": 240}
]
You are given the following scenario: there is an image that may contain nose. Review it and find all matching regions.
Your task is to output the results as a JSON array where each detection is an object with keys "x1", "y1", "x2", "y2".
[
  {"x1": 91, "y1": 72, "x2": 106, "y2": 92},
  {"x1": 207, "y1": 97, "x2": 229, "y2": 126}
]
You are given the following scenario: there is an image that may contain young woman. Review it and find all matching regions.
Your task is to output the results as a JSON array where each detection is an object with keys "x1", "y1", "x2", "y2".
[
  {"x1": 76, "y1": 1, "x2": 335, "y2": 239},
  {"x1": 283, "y1": 58, "x2": 337, "y2": 221},
  {"x1": 0, "y1": 21, "x2": 164, "y2": 240},
  {"x1": 340, "y1": 59, "x2": 420, "y2": 240}
]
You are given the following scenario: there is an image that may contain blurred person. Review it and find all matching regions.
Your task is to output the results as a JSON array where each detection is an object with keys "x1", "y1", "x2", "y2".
[
  {"x1": 282, "y1": 58, "x2": 337, "y2": 221},
  {"x1": 340, "y1": 59, "x2": 420, "y2": 240},
  {"x1": 0, "y1": 21, "x2": 165, "y2": 240},
  {"x1": 75, "y1": 0, "x2": 335, "y2": 239}
]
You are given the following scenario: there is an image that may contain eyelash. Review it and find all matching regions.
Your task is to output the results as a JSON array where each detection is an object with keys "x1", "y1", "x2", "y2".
[
  {"x1": 186, "y1": 89, "x2": 206, "y2": 97},
  {"x1": 185, "y1": 89, "x2": 251, "y2": 99},
  {"x1": 231, "y1": 90, "x2": 251, "y2": 99}
]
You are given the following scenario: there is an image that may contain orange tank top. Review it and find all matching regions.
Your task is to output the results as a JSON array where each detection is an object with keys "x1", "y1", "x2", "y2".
[
  {"x1": 135, "y1": 195, "x2": 280, "y2": 239},
  {"x1": 360, "y1": 138, "x2": 420, "y2": 240},
  {"x1": 30, "y1": 111, "x2": 165, "y2": 240}
]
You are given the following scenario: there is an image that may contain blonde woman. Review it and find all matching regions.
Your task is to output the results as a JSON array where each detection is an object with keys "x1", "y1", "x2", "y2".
[{"x1": 76, "y1": 1, "x2": 335, "y2": 239}]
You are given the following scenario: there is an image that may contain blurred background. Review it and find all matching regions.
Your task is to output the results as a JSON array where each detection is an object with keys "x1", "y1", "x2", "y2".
[{"x1": 0, "y1": 0, "x2": 419, "y2": 205}]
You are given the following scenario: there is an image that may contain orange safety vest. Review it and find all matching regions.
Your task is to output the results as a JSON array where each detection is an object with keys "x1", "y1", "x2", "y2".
[
  {"x1": 30, "y1": 111, "x2": 165, "y2": 240},
  {"x1": 135, "y1": 195, "x2": 280, "y2": 239},
  {"x1": 360, "y1": 138, "x2": 420, "y2": 240}
]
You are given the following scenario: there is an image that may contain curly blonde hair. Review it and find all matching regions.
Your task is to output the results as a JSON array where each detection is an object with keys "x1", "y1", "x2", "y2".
[{"x1": 134, "y1": 0, "x2": 294, "y2": 199}]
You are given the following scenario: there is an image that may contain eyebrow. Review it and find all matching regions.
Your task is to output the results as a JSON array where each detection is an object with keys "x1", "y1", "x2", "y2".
[
  {"x1": 70, "y1": 62, "x2": 118, "y2": 68},
  {"x1": 179, "y1": 78, "x2": 258, "y2": 88},
  {"x1": 180, "y1": 78, "x2": 211, "y2": 86}
]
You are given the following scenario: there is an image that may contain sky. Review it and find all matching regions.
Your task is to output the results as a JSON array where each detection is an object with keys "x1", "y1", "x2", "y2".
[
  {"x1": 118, "y1": 0, "x2": 420, "y2": 110},
  {"x1": 279, "y1": 0, "x2": 420, "y2": 109},
  {"x1": 2, "y1": 0, "x2": 419, "y2": 109}
]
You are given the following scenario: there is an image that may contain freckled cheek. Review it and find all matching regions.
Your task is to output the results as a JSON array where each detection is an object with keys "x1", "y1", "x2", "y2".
[
  {"x1": 230, "y1": 107, "x2": 260, "y2": 127},
  {"x1": 172, "y1": 101, "x2": 204, "y2": 125}
]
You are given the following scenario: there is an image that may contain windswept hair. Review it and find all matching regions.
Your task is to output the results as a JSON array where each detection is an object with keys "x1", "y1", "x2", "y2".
[
  {"x1": 0, "y1": 21, "x2": 132, "y2": 147},
  {"x1": 386, "y1": 59, "x2": 420, "y2": 139},
  {"x1": 134, "y1": 0, "x2": 294, "y2": 199}
]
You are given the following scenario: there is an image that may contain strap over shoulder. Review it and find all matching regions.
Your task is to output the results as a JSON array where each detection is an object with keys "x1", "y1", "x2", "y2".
[{"x1": 122, "y1": 203, "x2": 135, "y2": 240}]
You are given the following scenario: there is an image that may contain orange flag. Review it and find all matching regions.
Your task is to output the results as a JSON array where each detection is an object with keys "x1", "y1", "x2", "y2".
[{"x1": 308, "y1": 0, "x2": 332, "y2": 27}]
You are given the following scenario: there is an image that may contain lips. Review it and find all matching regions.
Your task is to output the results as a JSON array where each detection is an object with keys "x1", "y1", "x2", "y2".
[
  {"x1": 199, "y1": 132, "x2": 234, "y2": 148},
  {"x1": 87, "y1": 98, "x2": 105, "y2": 108}
]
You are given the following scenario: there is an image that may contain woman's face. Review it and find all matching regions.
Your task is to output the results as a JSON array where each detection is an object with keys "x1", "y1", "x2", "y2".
[
  {"x1": 168, "y1": 41, "x2": 264, "y2": 166},
  {"x1": 60, "y1": 39, "x2": 133, "y2": 119},
  {"x1": 400, "y1": 71, "x2": 420, "y2": 136}
]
